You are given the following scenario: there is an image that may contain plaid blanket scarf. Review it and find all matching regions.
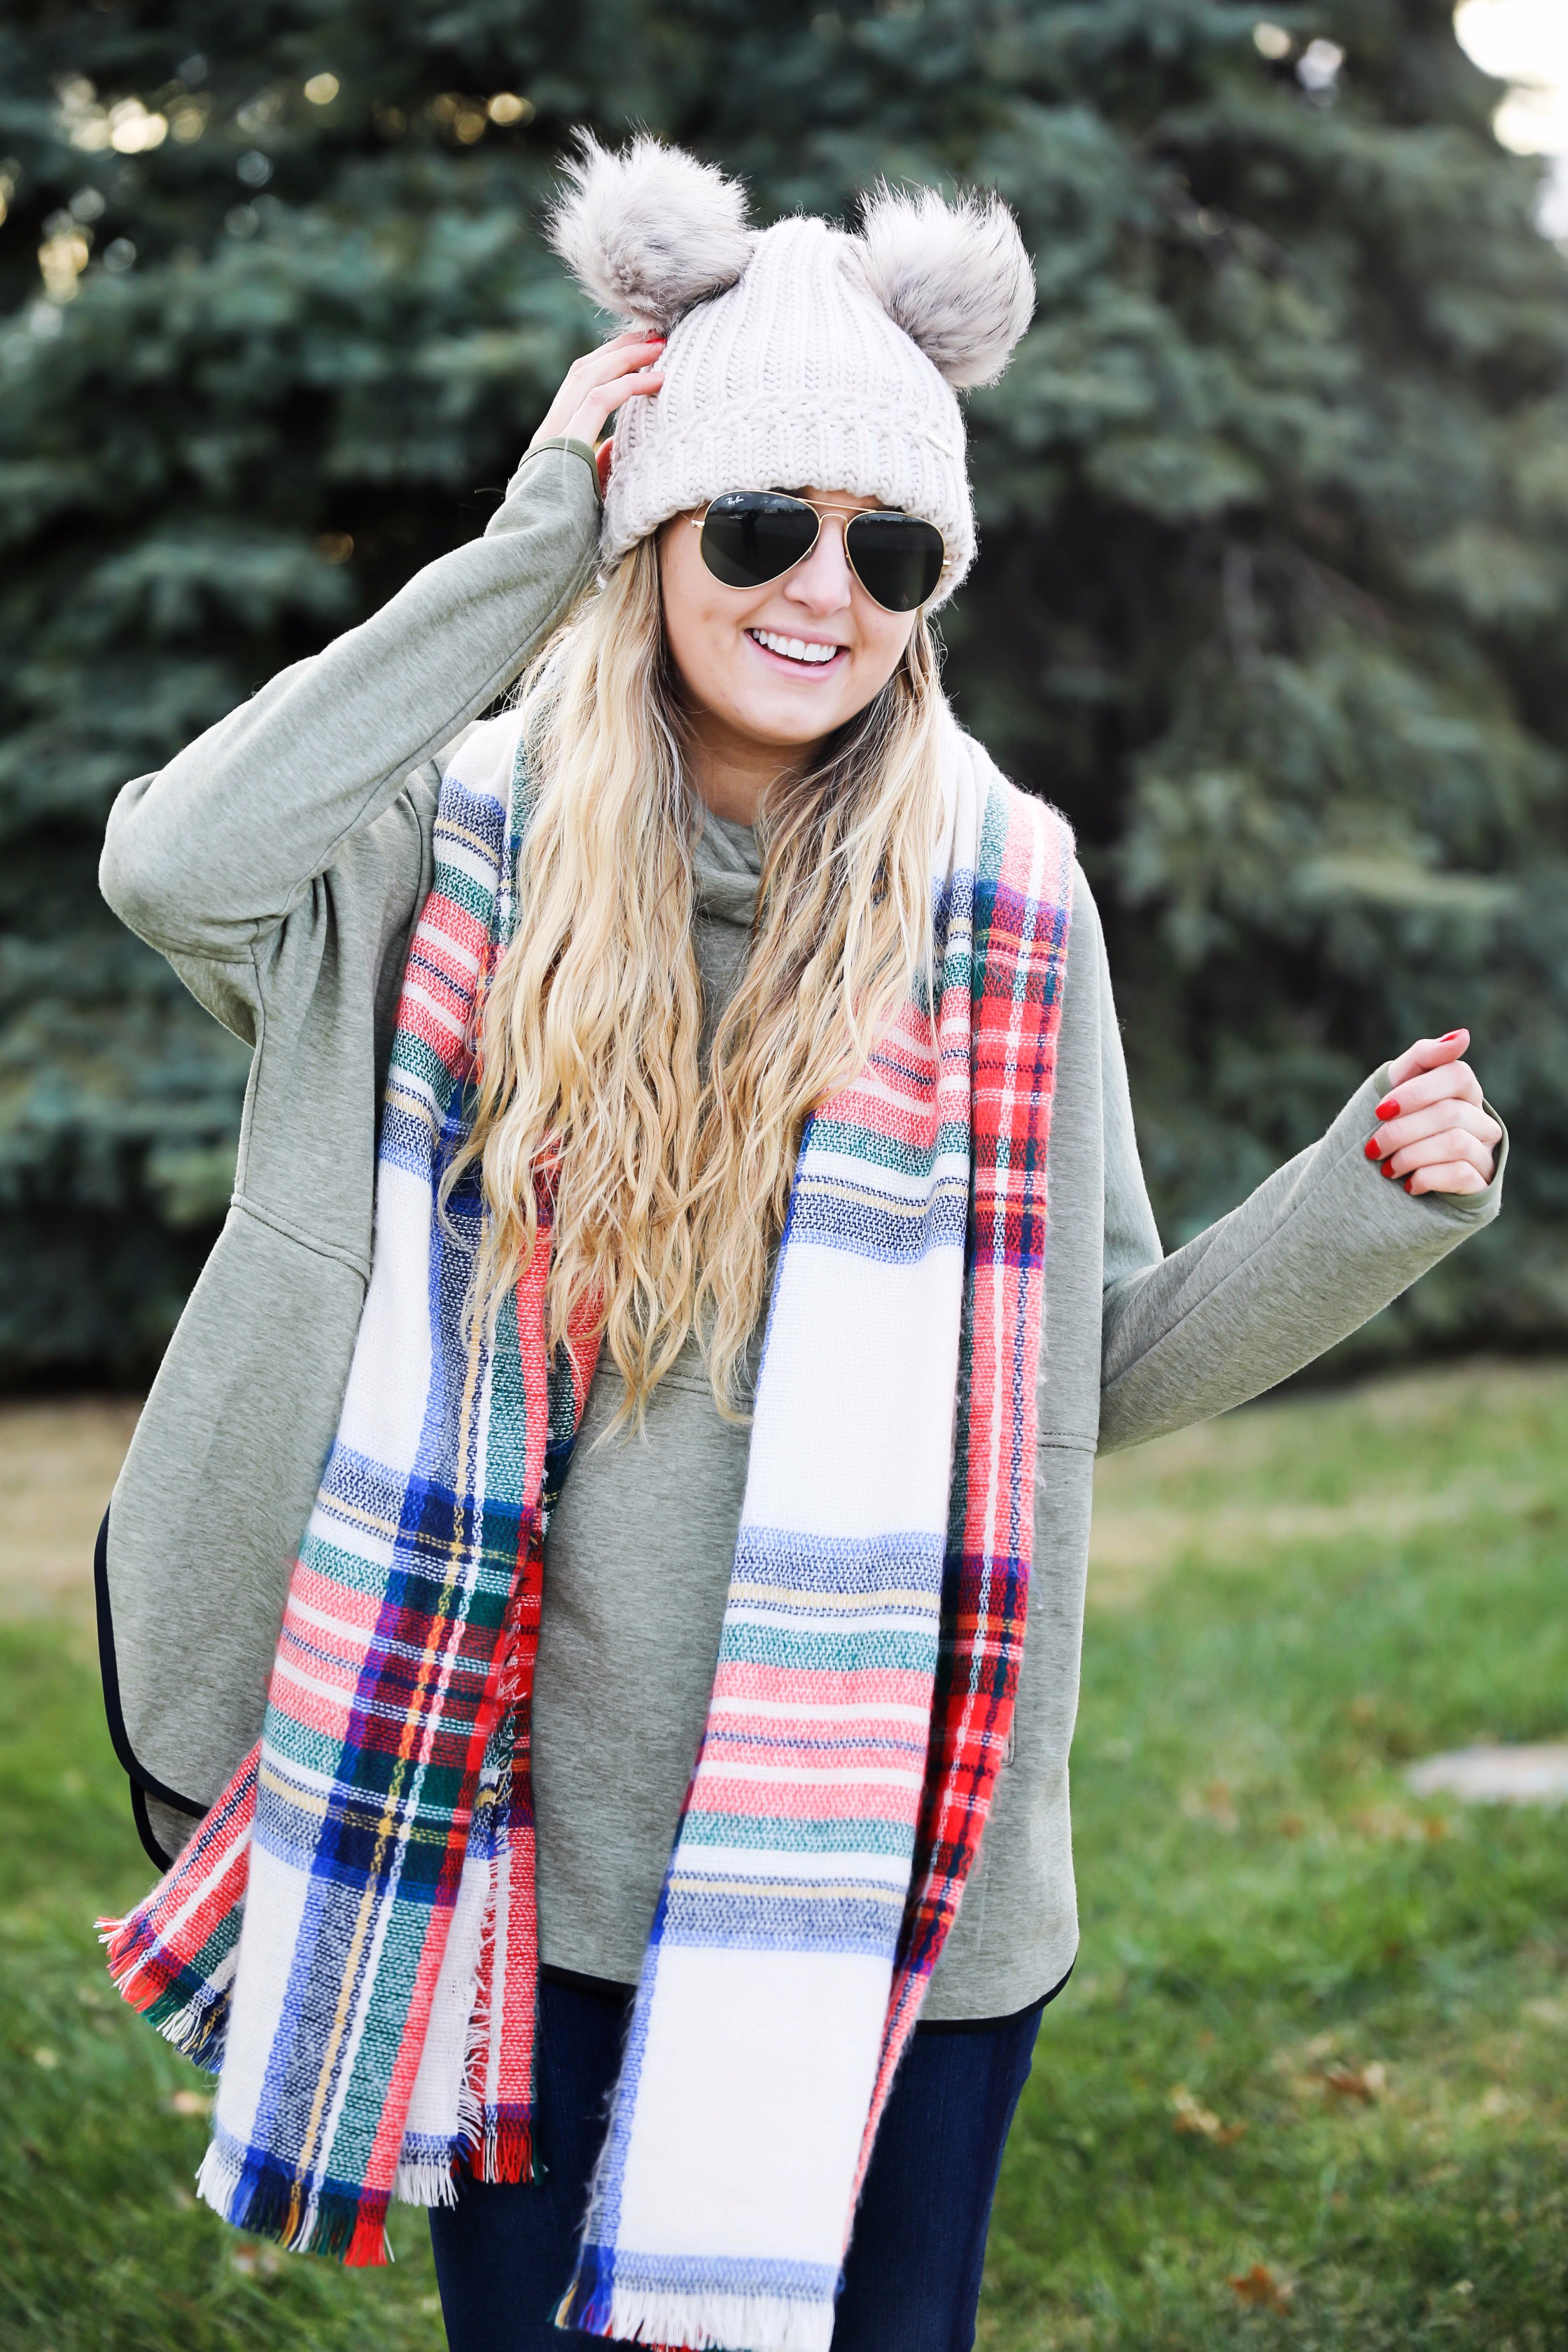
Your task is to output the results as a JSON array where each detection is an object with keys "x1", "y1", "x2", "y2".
[{"x1": 104, "y1": 705, "x2": 1073, "y2": 2351}]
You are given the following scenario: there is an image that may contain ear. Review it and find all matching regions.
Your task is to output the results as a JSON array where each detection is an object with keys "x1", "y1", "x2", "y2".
[
  {"x1": 547, "y1": 132, "x2": 752, "y2": 332},
  {"x1": 853, "y1": 183, "x2": 1035, "y2": 388}
]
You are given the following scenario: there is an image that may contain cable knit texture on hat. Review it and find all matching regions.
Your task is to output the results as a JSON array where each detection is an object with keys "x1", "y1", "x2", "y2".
[{"x1": 547, "y1": 137, "x2": 1035, "y2": 606}]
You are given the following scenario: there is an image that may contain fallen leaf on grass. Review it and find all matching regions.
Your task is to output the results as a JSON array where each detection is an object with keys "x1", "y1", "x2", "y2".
[
  {"x1": 1171, "y1": 2085, "x2": 1248, "y2": 2144},
  {"x1": 1181, "y1": 1779, "x2": 1239, "y2": 1831},
  {"x1": 1349, "y1": 1804, "x2": 1449, "y2": 1842},
  {"x1": 1323, "y1": 2060, "x2": 1387, "y2": 2104},
  {"x1": 1229, "y1": 2262, "x2": 1294, "y2": 2312},
  {"x1": 231, "y1": 2244, "x2": 281, "y2": 2279},
  {"x1": 169, "y1": 2088, "x2": 213, "y2": 2116},
  {"x1": 1272, "y1": 2040, "x2": 1388, "y2": 2105}
]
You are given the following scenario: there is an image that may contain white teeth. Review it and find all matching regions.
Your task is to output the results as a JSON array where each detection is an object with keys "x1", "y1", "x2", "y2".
[{"x1": 750, "y1": 628, "x2": 839, "y2": 665}]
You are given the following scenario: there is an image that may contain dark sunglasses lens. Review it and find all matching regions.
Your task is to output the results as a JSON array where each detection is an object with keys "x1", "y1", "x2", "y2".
[
  {"x1": 845, "y1": 512, "x2": 946, "y2": 611},
  {"x1": 699, "y1": 493, "x2": 819, "y2": 590}
]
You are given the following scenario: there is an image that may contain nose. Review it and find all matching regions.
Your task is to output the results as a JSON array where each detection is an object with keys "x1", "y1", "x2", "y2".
[{"x1": 783, "y1": 517, "x2": 855, "y2": 616}]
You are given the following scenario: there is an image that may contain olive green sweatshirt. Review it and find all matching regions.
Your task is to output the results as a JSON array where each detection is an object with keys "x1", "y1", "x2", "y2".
[{"x1": 98, "y1": 440, "x2": 1506, "y2": 2020}]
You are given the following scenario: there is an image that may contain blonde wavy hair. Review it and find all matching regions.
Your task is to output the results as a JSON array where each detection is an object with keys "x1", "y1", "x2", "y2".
[{"x1": 449, "y1": 531, "x2": 945, "y2": 1425}]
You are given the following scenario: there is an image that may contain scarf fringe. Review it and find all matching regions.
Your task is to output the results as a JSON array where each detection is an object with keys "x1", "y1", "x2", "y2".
[
  {"x1": 452, "y1": 1908, "x2": 538, "y2": 2188},
  {"x1": 195, "y1": 2139, "x2": 391, "y2": 2267},
  {"x1": 393, "y1": 2156, "x2": 460, "y2": 2208},
  {"x1": 450, "y1": 1630, "x2": 538, "y2": 2190},
  {"x1": 456, "y1": 1779, "x2": 500, "y2": 2163},
  {"x1": 97, "y1": 1913, "x2": 229, "y2": 2073},
  {"x1": 463, "y1": 2115, "x2": 535, "y2": 2186},
  {"x1": 557, "y1": 2282, "x2": 834, "y2": 2352}
]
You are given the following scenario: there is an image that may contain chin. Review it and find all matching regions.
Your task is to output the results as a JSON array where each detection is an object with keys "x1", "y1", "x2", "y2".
[
  {"x1": 724, "y1": 658, "x2": 864, "y2": 736},
  {"x1": 736, "y1": 696, "x2": 852, "y2": 748}
]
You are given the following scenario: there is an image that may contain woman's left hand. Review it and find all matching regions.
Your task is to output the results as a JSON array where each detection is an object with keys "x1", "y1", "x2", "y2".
[{"x1": 1366, "y1": 1029, "x2": 1501, "y2": 1196}]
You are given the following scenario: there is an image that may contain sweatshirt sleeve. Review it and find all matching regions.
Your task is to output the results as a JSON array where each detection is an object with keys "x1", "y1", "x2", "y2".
[
  {"x1": 99, "y1": 440, "x2": 602, "y2": 964},
  {"x1": 1095, "y1": 912, "x2": 1165, "y2": 1294},
  {"x1": 1094, "y1": 940, "x2": 1506, "y2": 1454}
]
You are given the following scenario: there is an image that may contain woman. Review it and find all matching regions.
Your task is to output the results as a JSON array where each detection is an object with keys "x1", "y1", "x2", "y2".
[{"x1": 97, "y1": 139, "x2": 1504, "y2": 2352}]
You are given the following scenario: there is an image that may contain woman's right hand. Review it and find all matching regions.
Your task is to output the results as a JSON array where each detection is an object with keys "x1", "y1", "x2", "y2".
[{"x1": 527, "y1": 330, "x2": 665, "y2": 457}]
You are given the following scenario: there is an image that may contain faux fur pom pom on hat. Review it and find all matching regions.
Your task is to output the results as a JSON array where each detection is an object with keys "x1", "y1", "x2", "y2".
[
  {"x1": 547, "y1": 132, "x2": 1037, "y2": 602},
  {"x1": 853, "y1": 182, "x2": 1035, "y2": 389},
  {"x1": 546, "y1": 132, "x2": 752, "y2": 332}
]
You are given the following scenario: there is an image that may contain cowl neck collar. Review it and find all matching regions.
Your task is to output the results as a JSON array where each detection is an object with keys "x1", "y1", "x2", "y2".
[{"x1": 691, "y1": 806, "x2": 762, "y2": 929}]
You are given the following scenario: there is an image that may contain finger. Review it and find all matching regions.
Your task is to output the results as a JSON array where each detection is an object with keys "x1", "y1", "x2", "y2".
[
  {"x1": 1366, "y1": 1099, "x2": 1500, "y2": 1158},
  {"x1": 569, "y1": 328, "x2": 666, "y2": 361},
  {"x1": 568, "y1": 332, "x2": 666, "y2": 382},
  {"x1": 531, "y1": 338, "x2": 666, "y2": 454},
  {"x1": 1375, "y1": 1060, "x2": 1483, "y2": 1121},
  {"x1": 1392, "y1": 1128, "x2": 1494, "y2": 1175},
  {"x1": 1403, "y1": 1160, "x2": 1489, "y2": 1198},
  {"x1": 569, "y1": 366, "x2": 664, "y2": 444},
  {"x1": 1381, "y1": 1128, "x2": 1494, "y2": 1181},
  {"x1": 594, "y1": 362, "x2": 666, "y2": 399},
  {"x1": 1385, "y1": 1030, "x2": 1468, "y2": 1089},
  {"x1": 581, "y1": 362, "x2": 665, "y2": 410}
]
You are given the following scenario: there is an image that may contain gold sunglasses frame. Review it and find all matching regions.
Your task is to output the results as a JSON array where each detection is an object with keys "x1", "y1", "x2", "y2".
[{"x1": 690, "y1": 493, "x2": 946, "y2": 614}]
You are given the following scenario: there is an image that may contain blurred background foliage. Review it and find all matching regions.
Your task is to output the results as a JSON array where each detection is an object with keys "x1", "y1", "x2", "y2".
[{"x1": 1, "y1": 0, "x2": 1565, "y2": 1384}]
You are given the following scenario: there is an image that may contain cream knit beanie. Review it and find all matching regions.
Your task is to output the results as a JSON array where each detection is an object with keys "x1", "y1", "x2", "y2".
[{"x1": 547, "y1": 137, "x2": 1035, "y2": 606}]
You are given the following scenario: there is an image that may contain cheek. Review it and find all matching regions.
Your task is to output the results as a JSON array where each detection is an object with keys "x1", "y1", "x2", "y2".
[
  {"x1": 854, "y1": 610, "x2": 918, "y2": 689},
  {"x1": 659, "y1": 531, "x2": 739, "y2": 694},
  {"x1": 668, "y1": 603, "x2": 743, "y2": 716}
]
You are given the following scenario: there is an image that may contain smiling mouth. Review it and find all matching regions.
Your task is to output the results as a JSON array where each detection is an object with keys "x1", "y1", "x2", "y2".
[{"x1": 746, "y1": 628, "x2": 846, "y2": 668}]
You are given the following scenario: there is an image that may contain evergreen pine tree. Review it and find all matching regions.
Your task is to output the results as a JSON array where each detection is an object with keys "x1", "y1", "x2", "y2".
[{"x1": 1, "y1": 0, "x2": 1562, "y2": 1380}]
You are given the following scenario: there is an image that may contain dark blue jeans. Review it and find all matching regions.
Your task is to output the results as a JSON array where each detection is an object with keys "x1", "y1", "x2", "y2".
[{"x1": 430, "y1": 1970, "x2": 1046, "y2": 2352}]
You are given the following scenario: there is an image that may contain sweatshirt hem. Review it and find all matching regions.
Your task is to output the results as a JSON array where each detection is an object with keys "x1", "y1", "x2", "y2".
[{"x1": 534, "y1": 1951, "x2": 1081, "y2": 2031}]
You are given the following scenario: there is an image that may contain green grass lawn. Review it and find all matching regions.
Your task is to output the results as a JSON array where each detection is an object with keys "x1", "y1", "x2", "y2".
[
  {"x1": 1, "y1": 1364, "x2": 1565, "y2": 2351},
  {"x1": 985, "y1": 1360, "x2": 1568, "y2": 2351}
]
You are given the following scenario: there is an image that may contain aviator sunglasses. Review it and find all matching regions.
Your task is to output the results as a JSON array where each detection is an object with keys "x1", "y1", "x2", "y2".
[{"x1": 693, "y1": 491, "x2": 946, "y2": 615}]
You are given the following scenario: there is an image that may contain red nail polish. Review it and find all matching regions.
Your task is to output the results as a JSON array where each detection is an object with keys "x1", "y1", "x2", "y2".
[
  {"x1": 1441, "y1": 1030, "x2": 1463, "y2": 1042},
  {"x1": 1404, "y1": 1177, "x2": 1413, "y2": 1192},
  {"x1": 1376, "y1": 1099, "x2": 1400, "y2": 1119},
  {"x1": 1382, "y1": 1159, "x2": 1398, "y2": 1177},
  {"x1": 1364, "y1": 1137, "x2": 1380, "y2": 1160}
]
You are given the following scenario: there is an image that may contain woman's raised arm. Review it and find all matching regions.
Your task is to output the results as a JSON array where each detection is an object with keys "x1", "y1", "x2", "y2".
[{"x1": 100, "y1": 334, "x2": 664, "y2": 966}]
